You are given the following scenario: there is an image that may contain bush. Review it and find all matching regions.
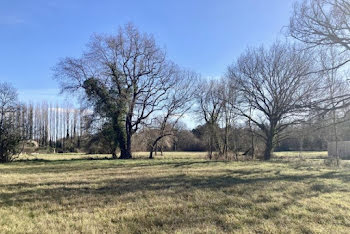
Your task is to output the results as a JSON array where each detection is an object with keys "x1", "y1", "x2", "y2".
[{"x1": 0, "y1": 82, "x2": 21, "y2": 163}]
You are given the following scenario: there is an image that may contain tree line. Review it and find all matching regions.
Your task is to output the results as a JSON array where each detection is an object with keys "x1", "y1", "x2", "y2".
[
  {"x1": 0, "y1": 99, "x2": 88, "y2": 155},
  {"x1": 1, "y1": 0, "x2": 349, "y2": 162}
]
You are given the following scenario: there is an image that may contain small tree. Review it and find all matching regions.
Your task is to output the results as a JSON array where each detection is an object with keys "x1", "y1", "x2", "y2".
[
  {"x1": 148, "y1": 70, "x2": 198, "y2": 159},
  {"x1": 0, "y1": 82, "x2": 21, "y2": 163},
  {"x1": 196, "y1": 80, "x2": 225, "y2": 159}
]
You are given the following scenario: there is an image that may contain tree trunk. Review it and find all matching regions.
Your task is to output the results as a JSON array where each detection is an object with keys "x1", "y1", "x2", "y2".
[
  {"x1": 251, "y1": 134, "x2": 255, "y2": 159},
  {"x1": 125, "y1": 131, "x2": 132, "y2": 158},
  {"x1": 119, "y1": 146, "x2": 132, "y2": 159},
  {"x1": 208, "y1": 123, "x2": 215, "y2": 160},
  {"x1": 119, "y1": 111, "x2": 133, "y2": 159},
  {"x1": 155, "y1": 142, "x2": 158, "y2": 156},
  {"x1": 264, "y1": 134, "x2": 274, "y2": 160},
  {"x1": 298, "y1": 133, "x2": 304, "y2": 158},
  {"x1": 333, "y1": 109, "x2": 340, "y2": 166},
  {"x1": 149, "y1": 141, "x2": 157, "y2": 159},
  {"x1": 119, "y1": 140, "x2": 132, "y2": 159},
  {"x1": 224, "y1": 122, "x2": 228, "y2": 160},
  {"x1": 208, "y1": 135, "x2": 213, "y2": 160},
  {"x1": 249, "y1": 107, "x2": 255, "y2": 159},
  {"x1": 114, "y1": 120, "x2": 132, "y2": 159},
  {"x1": 149, "y1": 135, "x2": 170, "y2": 159}
]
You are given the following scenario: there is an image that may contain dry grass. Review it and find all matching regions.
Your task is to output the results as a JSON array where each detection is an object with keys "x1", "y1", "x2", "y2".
[
  {"x1": 1, "y1": 151, "x2": 350, "y2": 233},
  {"x1": 274, "y1": 151, "x2": 328, "y2": 158}
]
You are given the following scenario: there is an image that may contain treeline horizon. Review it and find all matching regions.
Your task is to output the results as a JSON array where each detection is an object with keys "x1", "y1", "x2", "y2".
[
  {"x1": 10, "y1": 99, "x2": 350, "y2": 155},
  {"x1": 1, "y1": 0, "x2": 350, "y2": 163}
]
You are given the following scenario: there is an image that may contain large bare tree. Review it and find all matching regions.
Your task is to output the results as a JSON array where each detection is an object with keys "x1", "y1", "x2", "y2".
[
  {"x1": 227, "y1": 42, "x2": 319, "y2": 160},
  {"x1": 54, "y1": 23, "x2": 181, "y2": 159}
]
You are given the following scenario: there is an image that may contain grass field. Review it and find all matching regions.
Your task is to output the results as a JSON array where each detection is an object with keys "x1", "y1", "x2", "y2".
[{"x1": 1, "y1": 151, "x2": 350, "y2": 233}]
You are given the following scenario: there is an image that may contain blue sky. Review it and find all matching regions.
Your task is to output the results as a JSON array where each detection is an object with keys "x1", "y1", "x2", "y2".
[{"x1": 0, "y1": 0, "x2": 296, "y2": 103}]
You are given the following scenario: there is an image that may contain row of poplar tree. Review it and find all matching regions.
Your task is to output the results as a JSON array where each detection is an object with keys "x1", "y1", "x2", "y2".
[{"x1": 13, "y1": 102, "x2": 87, "y2": 151}]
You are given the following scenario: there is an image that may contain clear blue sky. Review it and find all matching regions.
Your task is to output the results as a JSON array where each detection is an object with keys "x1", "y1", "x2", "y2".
[{"x1": 0, "y1": 0, "x2": 296, "y2": 103}]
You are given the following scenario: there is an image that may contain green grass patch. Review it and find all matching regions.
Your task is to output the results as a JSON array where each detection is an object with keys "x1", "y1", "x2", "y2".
[{"x1": 1, "y1": 152, "x2": 350, "y2": 233}]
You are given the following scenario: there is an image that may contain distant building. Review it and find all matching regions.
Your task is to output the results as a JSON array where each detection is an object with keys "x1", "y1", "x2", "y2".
[{"x1": 328, "y1": 141, "x2": 350, "y2": 159}]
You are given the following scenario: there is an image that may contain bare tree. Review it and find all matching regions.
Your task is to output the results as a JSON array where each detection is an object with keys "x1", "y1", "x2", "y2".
[
  {"x1": 319, "y1": 47, "x2": 349, "y2": 164},
  {"x1": 196, "y1": 79, "x2": 225, "y2": 159},
  {"x1": 0, "y1": 82, "x2": 21, "y2": 163},
  {"x1": 288, "y1": 0, "x2": 350, "y2": 67},
  {"x1": 148, "y1": 70, "x2": 198, "y2": 159},
  {"x1": 288, "y1": 0, "x2": 350, "y2": 118},
  {"x1": 220, "y1": 78, "x2": 240, "y2": 160},
  {"x1": 227, "y1": 42, "x2": 319, "y2": 160},
  {"x1": 54, "y1": 23, "x2": 180, "y2": 159}
]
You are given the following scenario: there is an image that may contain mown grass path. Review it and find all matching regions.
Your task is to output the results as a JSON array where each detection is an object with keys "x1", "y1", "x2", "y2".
[{"x1": 0, "y1": 152, "x2": 349, "y2": 233}]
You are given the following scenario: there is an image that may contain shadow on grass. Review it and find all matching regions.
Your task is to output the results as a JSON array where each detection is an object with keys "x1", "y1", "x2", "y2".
[
  {"x1": 1, "y1": 158, "x2": 350, "y2": 226},
  {"x1": 1, "y1": 163, "x2": 349, "y2": 207},
  {"x1": 0, "y1": 158, "x2": 219, "y2": 175},
  {"x1": 2, "y1": 157, "x2": 350, "y2": 232}
]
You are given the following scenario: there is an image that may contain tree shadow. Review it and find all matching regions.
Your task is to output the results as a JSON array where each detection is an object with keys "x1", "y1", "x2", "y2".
[
  {"x1": 0, "y1": 158, "x2": 220, "y2": 175},
  {"x1": 1, "y1": 158, "x2": 350, "y2": 231},
  {"x1": 1, "y1": 166, "x2": 348, "y2": 206}
]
